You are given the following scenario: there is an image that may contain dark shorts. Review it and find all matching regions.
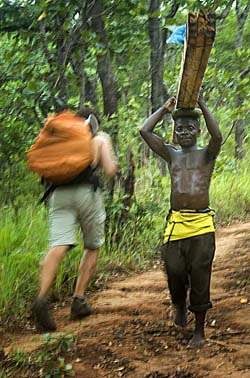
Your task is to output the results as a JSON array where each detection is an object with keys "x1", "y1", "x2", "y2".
[{"x1": 161, "y1": 232, "x2": 215, "y2": 312}]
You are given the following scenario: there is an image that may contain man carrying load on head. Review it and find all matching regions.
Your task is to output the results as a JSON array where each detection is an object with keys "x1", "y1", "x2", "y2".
[{"x1": 140, "y1": 91, "x2": 222, "y2": 347}]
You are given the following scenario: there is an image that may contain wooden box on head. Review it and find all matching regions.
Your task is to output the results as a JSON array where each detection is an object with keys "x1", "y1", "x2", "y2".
[{"x1": 173, "y1": 10, "x2": 216, "y2": 144}]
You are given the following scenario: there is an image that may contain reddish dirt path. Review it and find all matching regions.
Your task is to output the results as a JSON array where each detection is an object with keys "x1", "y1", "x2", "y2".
[{"x1": 2, "y1": 223, "x2": 250, "y2": 377}]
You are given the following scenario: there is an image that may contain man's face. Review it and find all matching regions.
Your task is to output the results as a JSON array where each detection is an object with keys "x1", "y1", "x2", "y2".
[{"x1": 174, "y1": 117, "x2": 200, "y2": 147}]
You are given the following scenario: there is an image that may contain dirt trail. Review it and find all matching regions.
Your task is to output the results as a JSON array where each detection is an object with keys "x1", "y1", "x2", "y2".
[{"x1": 3, "y1": 223, "x2": 250, "y2": 377}]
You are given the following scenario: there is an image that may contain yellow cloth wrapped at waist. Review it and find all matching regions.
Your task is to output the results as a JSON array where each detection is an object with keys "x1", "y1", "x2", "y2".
[{"x1": 163, "y1": 209, "x2": 215, "y2": 243}]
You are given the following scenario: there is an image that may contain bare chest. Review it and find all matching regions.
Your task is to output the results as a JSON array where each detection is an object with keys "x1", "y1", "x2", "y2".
[{"x1": 169, "y1": 151, "x2": 214, "y2": 194}]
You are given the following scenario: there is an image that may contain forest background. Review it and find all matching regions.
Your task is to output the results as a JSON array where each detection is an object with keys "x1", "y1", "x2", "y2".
[{"x1": 0, "y1": 0, "x2": 250, "y2": 322}]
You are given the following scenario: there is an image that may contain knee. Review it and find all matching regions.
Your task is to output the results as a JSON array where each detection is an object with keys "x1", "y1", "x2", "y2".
[
  {"x1": 161, "y1": 246, "x2": 183, "y2": 275},
  {"x1": 84, "y1": 248, "x2": 99, "y2": 257},
  {"x1": 78, "y1": 248, "x2": 99, "y2": 273},
  {"x1": 162, "y1": 258, "x2": 185, "y2": 277},
  {"x1": 82, "y1": 248, "x2": 99, "y2": 266},
  {"x1": 85, "y1": 246, "x2": 99, "y2": 252},
  {"x1": 45, "y1": 245, "x2": 70, "y2": 262}
]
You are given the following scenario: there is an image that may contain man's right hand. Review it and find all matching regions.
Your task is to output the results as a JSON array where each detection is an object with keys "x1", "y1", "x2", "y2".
[{"x1": 164, "y1": 97, "x2": 176, "y2": 113}]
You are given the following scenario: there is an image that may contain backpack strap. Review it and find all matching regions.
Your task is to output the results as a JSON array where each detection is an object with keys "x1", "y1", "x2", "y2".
[
  {"x1": 39, "y1": 167, "x2": 102, "y2": 204},
  {"x1": 67, "y1": 166, "x2": 101, "y2": 190},
  {"x1": 39, "y1": 182, "x2": 56, "y2": 204}
]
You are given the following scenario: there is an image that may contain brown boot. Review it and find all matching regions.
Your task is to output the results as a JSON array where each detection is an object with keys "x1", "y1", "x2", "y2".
[
  {"x1": 71, "y1": 296, "x2": 92, "y2": 320},
  {"x1": 31, "y1": 297, "x2": 57, "y2": 332}
]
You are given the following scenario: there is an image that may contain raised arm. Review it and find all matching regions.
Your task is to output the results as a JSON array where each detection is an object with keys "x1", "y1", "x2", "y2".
[
  {"x1": 198, "y1": 91, "x2": 222, "y2": 158},
  {"x1": 140, "y1": 97, "x2": 176, "y2": 162},
  {"x1": 92, "y1": 133, "x2": 118, "y2": 177}
]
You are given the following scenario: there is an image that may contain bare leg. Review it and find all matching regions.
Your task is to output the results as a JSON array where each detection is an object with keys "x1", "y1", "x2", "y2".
[
  {"x1": 70, "y1": 248, "x2": 99, "y2": 320},
  {"x1": 31, "y1": 245, "x2": 70, "y2": 331},
  {"x1": 38, "y1": 245, "x2": 70, "y2": 298},
  {"x1": 73, "y1": 248, "x2": 99, "y2": 297},
  {"x1": 189, "y1": 311, "x2": 206, "y2": 347}
]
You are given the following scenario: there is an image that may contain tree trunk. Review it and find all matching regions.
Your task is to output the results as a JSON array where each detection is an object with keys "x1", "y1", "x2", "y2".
[
  {"x1": 119, "y1": 147, "x2": 135, "y2": 227},
  {"x1": 70, "y1": 3, "x2": 98, "y2": 110},
  {"x1": 39, "y1": 14, "x2": 76, "y2": 113},
  {"x1": 234, "y1": 0, "x2": 250, "y2": 159},
  {"x1": 89, "y1": 0, "x2": 118, "y2": 117},
  {"x1": 148, "y1": 0, "x2": 164, "y2": 112},
  {"x1": 72, "y1": 44, "x2": 86, "y2": 108},
  {"x1": 54, "y1": 33, "x2": 68, "y2": 111},
  {"x1": 235, "y1": 119, "x2": 245, "y2": 159},
  {"x1": 85, "y1": 76, "x2": 98, "y2": 108},
  {"x1": 147, "y1": 1, "x2": 179, "y2": 174},
  {"x1": 148, "y1": 0, "x2": 180, "y2": 111},
  {"x1": 148, "y1": 0, "x2": 165, "y2": 174}
]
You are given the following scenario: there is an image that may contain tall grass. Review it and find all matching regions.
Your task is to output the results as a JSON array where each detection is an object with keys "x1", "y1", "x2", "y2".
[
  {"x1": 211, "y1": 156, "x2": 250, "y2": 224},
  {"x1": 0, "y1": 206, "x2": 48, "y2": 319}
]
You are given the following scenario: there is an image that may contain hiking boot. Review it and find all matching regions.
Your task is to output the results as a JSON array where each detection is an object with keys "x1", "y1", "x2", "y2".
[
  {"x1": 71, "y1": 296, "x2": 92, "y2": 320},
  {"x1": 31, "y1": 297, "x2": 57, "y2": 332}
]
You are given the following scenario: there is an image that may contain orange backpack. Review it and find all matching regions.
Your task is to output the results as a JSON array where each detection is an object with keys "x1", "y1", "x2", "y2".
[{"x1": 27, "y1": 111, "x2": 94, "y2": 185}]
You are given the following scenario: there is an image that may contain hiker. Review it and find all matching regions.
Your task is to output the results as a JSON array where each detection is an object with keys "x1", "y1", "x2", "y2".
[
  {"x1": 31, "y1": 107, "x2": 118, "y2": 332},
  {"x1": 140, "y1": 91, "x2": 222, "y2": 346}
]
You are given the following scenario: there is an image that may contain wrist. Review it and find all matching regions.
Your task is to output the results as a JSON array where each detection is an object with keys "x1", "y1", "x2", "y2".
[{"x1": 161, "y1": 105, "x2": 169, "y2": 114}]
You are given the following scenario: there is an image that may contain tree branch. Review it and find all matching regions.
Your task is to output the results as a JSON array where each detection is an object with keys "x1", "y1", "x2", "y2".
[{"x1": 222, "y1": 121, "x2": 236, "y2": 146}]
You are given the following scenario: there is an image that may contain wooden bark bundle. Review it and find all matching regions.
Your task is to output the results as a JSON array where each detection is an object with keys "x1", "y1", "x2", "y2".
[{"x1": 176, "y1": 10, "x2": 216, "y2": 109}]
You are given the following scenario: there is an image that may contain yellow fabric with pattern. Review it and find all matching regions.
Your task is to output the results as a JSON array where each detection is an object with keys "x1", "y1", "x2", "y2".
[{"x1": 163, "y1": 209, "x2": 215, "y2": 243}]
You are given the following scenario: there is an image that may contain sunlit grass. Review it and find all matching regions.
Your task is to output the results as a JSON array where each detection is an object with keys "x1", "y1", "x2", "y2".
[
  {"x1": 211, "y1": 157, "x2": 250, "y2": 224},
  {"x1": 0, "y1": 206, "x2": 48, "y2": 319}
]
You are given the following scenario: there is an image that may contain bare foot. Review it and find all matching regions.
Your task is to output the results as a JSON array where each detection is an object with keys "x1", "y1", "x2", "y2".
[{"x1": 188, "y1": 332, "x2": 205, "y2": 348}]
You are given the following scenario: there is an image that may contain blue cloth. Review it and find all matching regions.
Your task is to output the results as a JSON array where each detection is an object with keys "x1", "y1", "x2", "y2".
[{"x1": 167, "y1": 25, "x2": 186, "y2": 45}]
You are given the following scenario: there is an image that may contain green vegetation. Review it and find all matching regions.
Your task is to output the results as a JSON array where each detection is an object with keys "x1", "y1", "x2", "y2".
[
  {"x1": 211, "y1": 155, "x2": 250, "y2": 223},
  {"x1": 0, "y1": 1, "x2": 250, "y2": 323},
  {"x1": 0, "y1": 333, "x2": 76, "y2": 377}
]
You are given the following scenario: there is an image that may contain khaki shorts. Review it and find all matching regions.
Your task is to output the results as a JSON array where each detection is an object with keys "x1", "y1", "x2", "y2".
[{"x1": 48, "y1": 184, "x2": 106, "y2": 249}]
